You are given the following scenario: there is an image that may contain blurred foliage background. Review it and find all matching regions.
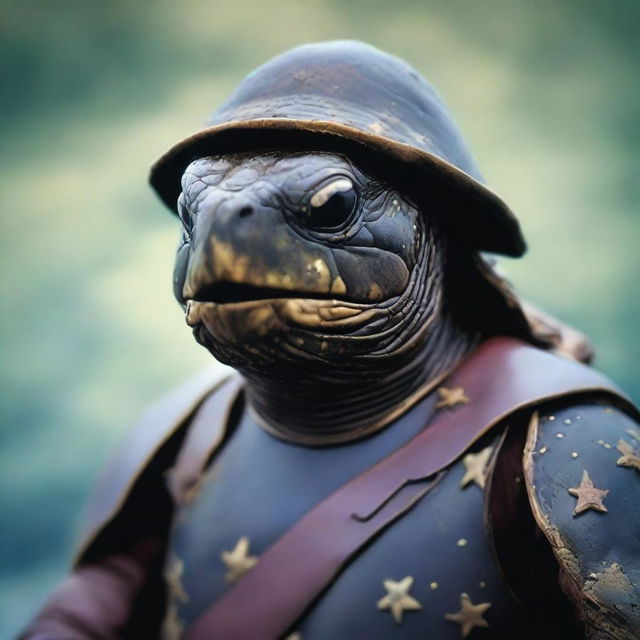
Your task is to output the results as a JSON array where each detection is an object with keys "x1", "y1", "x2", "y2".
[{"x1": 1, "y1": 0, "x2": 638, "y2": 635}]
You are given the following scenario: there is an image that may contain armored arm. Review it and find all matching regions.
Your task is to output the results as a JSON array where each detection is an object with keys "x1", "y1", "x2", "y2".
[
  {"x1": 19, "y1": 538, "x2": 164, "y2": 640},
  {"x1": 524, "y1": 400, "x2": 640, "y2": 639},
  {"x1": 19, "y1": 422, "x2": 179, "y2": 640},
  {"x1": 20, "y1": 370, "x2": 233, "y2": 639}
]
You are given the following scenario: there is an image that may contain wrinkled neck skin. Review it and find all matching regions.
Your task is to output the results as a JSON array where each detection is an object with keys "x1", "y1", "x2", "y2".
[
  {"x1": 240, "y1": 242, "x2": 476, "y2": 444},
  {"x1": 177, "y1": 152, "x2": 478, "y2": 445},
  {"x1": 249, "y1": 325, "x2": 475, "y2": 445}
]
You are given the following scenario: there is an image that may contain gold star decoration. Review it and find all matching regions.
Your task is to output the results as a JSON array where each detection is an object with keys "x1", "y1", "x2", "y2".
[
  {"x1": 436, "y1": 386, "x2": 470, "y2": 410},
  {"x1": 445, "y1": 593, "x2": 491, "y2": 637},
  {"x1": 377, "y1": 576, "x2": 422, "y2": 623},
  {"x1": 616, "y1": 439, "x2": 640, "y2": 473},
  {"x1": 162, "y1": 601, "x2": 184, "y2": 640},
  {"x1": 568, "y1": 470, "x2": 609, "y2": 515},
  {"x1": 460, "y1": 446, "x2": 493, "y2": 490},
  {"x1": 164, "y1": 557, "x2": 188, "y2": 603},
  {"x1": 221, "y1": 536, "x2": 259, "y2": 583}
]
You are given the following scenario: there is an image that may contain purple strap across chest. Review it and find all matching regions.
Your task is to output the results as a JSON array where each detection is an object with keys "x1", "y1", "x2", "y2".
[{"x1": 183, "y1": 338, "x2": 626, "y2": 640}]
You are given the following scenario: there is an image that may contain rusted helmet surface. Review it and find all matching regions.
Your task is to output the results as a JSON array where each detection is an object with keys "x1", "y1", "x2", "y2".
[{"x1": 150, "y1": 40, "x2": 525, "y2": 257}]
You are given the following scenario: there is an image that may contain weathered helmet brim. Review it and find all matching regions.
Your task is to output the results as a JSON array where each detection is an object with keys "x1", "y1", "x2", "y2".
[{"x1": 149, "y1": 118, "x2": 526, "y2": 258}]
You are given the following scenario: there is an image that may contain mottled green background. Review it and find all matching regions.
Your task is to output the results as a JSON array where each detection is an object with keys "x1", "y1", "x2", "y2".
[{"x1": 1, "y1": 0, "x2": 638, "y2": 636}]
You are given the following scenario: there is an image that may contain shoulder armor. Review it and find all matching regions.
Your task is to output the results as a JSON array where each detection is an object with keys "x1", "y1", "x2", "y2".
[
  {"x1": 75, "y1": 366, "x2": 236, "y2": 564},
  {"x1": 524, "y1": 400, "x2": 640, "y2": 639}
]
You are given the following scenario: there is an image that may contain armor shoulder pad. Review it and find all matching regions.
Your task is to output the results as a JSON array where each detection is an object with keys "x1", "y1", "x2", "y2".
[
  {"x1": 524, "y1": 400, "x2": 640, "y2": 639},
  {"x1": 76, "y1": 365, "x2": 235, "y2": 563}
]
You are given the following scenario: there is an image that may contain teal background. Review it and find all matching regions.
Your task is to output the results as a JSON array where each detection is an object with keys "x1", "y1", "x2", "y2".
[{"x1": 2, "y1": 1, "x2": 638, "y2": 636}]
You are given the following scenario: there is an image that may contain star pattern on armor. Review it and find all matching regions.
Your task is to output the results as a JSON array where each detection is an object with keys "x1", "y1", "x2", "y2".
[
  {"x1": 221, "y1": 536, "x2": 258, "y2": 583},
  {"x1": 376, "y1": 575, "x2": 422, "y2": 623},
  {"x1": 444, "y1": 593, "x2": 491, "y2": 637},
  {"x1": 436, "y1": 386, "x2": 470, "y2": 410},
  {"x1": 568, "y1": 470, "x2": 609, "y2": 515},
  {"x1": 162, "y1": 556, "x2": 188, "y2": 640},
  {"x1": 164, "y1": 556, "x2": 188, "y2": 603},
  {"x1": 460, "y1": 446, "x2": 493, "y2": 490},
  {"x1": 616, "y1": 439, "x2": 640, "y2": 473},
  {"x1": 162, "y1": 601, "x2": 184, "y2": 640}
]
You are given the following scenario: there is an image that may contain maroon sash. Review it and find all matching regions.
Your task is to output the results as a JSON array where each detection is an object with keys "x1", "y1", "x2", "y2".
[{"x1": 182, "y1": 338, "x2": 628, "y2": 640}]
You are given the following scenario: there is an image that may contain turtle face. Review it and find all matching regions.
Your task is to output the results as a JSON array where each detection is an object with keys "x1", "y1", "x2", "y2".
[{"x1": 176, "y1": 151, "x2": 440, "y2": 375}]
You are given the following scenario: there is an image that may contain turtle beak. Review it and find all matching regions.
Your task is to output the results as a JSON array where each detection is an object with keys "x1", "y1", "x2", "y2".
[{"x1": 182, "y1": 194, "x2": 344, "y2": 304}]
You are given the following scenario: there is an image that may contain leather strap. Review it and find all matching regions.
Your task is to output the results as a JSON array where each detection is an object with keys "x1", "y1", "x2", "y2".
[{"x1": 184, "y1": 337, "x2": 628, "y2": 640}]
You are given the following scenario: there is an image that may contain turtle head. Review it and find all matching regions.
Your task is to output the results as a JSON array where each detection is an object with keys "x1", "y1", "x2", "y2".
[{"x1": 177, "y1": 150, "x2": 443, "y2": 377}]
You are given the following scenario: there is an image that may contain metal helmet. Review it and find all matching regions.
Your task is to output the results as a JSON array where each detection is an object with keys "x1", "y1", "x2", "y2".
[
  {"x1": 150, "y1": 40, "x2": 591, "y2": 358},
  {"x1": 150, "y1": 40, "x2": 525, "y2": 257}
]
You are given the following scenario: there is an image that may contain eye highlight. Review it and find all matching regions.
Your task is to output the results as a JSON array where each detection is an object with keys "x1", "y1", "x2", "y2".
[{"x1": 305, "y1": 178, "x2": 358, "y2": 230}]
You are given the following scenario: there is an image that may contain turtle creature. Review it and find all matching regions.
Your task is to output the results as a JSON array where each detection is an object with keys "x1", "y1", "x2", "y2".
[{"x1": 24, "y1": 41, "x2": 639, "y2": 640}]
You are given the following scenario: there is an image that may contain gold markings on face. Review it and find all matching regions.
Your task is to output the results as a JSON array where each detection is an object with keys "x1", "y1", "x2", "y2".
[
  {"x1": 306, "y1": 258, "x2": 331, "y2": 289},
  {"x1": 310, "y1": 178, "x2": 353, "y2": 208},
  {"x1": 211, "y1": 240, "x2": 250, "y2": 283},
  {"x1": 331, "y1": 275, "x2": 347, "y2": 295},
  {"x1": 368, "y1": 282, "x2": 383, "y2": 300},
  {"x1": 185, "y1": 300, "x2": 198, "y2": 326},
  {"x1": 317, "y1": 306, "x2": 361, "y2": 321},
  {"x1": 283, "y1": 299, "x2": 356, "y2": 328},
  {"x1": 206, "y1": 240, "x2": 336, "y2": 296},
  {"x1": 186, "y1": 300, "x2": 284, "y2": 344},
  {"x1": 264, "y1": 270, "x2": 290, "y2": 289},
  {"x1": 281, "y1": 299, "x2": 324, "y2": 328},
  {"x1": 245, "y1": 306, "x2": 278, "y2": 336}
]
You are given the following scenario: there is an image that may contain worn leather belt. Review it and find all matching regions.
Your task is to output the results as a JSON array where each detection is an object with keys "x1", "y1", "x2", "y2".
[{"x1": 182, "y1": 337, "x2": 626, "y2": 640}]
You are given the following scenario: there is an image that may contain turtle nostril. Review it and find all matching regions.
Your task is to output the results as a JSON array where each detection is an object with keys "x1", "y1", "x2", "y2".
[{"x1": 238, "y1": 206, "x2": 253, "y2": 218}]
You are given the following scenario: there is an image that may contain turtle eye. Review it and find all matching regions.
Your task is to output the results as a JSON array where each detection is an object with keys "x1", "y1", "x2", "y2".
[{"x1": 306, "y1": 178, "x2": 357, "y2": 229}]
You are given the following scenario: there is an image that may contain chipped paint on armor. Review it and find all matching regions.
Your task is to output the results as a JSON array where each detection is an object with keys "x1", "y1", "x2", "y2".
[{"x1": 524, "y1": 403, "x2": 640, "y2": 638}]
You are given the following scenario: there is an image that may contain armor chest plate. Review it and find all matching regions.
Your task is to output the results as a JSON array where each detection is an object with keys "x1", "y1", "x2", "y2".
[{"x1": 165, "y1": 396, "x2": 523, "y2": 639}]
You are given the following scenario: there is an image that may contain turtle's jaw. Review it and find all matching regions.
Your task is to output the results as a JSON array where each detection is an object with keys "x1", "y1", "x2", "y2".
[
  {"x1": 185, "y1": 294, "x2": 382, "y2": 335},
  {"x1": 189, "y1": 280, "x2": 352, "y2": 305},
  {"x1": 181, "y1": 238, "x2": 392, "y2": 352}
]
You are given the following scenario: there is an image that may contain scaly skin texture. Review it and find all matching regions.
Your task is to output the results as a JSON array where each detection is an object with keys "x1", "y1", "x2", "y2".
[{"x1": 175, "y1": 151, "x2": 477, "y2": 442}]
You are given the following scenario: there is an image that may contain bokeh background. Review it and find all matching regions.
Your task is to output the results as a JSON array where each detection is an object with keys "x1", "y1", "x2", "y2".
[{"x1": 2, "y1": 0, "x2": 638, "y2": 635}]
